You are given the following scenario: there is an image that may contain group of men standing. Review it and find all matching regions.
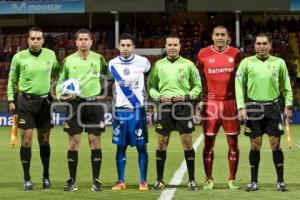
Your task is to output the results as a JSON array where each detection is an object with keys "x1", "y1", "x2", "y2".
[{"x1": 7, "y1": 25, "x2": 293, "y2": 192}]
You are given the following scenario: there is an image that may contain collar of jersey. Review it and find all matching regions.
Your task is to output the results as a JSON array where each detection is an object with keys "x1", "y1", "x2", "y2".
[{"x1": 119, "y1": 54, "x2": 135, "y2": 63}]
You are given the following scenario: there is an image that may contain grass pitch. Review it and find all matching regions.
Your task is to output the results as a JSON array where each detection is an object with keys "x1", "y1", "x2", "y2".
[{"x1": 0, "y1": 125, "x2": 300, "y2": 200}]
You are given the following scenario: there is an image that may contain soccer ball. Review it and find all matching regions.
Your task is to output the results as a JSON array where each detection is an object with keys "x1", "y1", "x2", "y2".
[{"x1": 61, "y1": 78, "x2": 80, "y2": 96}]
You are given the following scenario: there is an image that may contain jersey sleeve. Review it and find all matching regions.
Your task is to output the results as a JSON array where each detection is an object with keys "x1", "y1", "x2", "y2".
[
  {"x1": 188, "y1": 63, "x2": 202, "y2": 100},
  {"x1": 51, "y1": 51, "x2": 59, "y2": 76},
  {"x1": 55, "y1": 59, "x2": 68, "y2": 100},
  {"x1": 100, "y1": 55, "x2": 108, "y2": 75},
  {"x1": 7, "y1": 54, "x2": 20, "y2": 101},
  {"x1": 143, "y1": 57, "x2": 151, "y2": 73},
  {"x1": 279, "y1": 59, "x2": 293, "y2": 107},
  {"x1": 196, "y1": 49, "x2": 204, "y2": 71},
  {"x1": 147, "y1": 63, "x2": 161, "y2": 100},
  {"x1": 235, "y1": 58, "x2": 247, "y2": 109}
]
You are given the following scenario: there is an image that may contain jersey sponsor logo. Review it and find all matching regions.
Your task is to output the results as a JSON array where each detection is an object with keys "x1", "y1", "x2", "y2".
[
  {"x1": 123, "y1": 67, "x2": 130, "y2": 75},
  {"x1": 118, "y1": 80, "x2": 139, "y2": 89},
  {"x1": 208, "y1": 67, "x2": 233, "y2": 74}
]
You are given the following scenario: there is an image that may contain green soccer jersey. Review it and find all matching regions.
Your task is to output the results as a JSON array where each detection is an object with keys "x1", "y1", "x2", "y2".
[
  {"x1": 56, "y1": 51, "x2": 108, "y2": 99},
  {"x1": 147, "y1": 56, "x2": 202, "y2": 100},
  {"x1": 235, "y1": 55, "x2": 293, "y2": 109},
  {"x1": 7, "y1": 48, "x2": 58, "y2": 101}
]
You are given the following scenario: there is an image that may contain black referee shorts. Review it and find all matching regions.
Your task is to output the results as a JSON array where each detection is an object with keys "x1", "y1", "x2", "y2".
[
  {"x1": 155, "y1": 103, "x2": 195, "y2": 135},
  {"x1": 63, "y1": 99, "x2": 105, "y2": 135},
  {"x1": 244, "y1": 100, "x2": 284, "y2": 138},
  {"x1": 17, "y1": 93, "x2": 53, "y2": 130}
]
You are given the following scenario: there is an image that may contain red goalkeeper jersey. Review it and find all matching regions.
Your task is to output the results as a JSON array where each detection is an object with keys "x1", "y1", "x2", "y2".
[{"x1": 197, "y1": 45, "x2": 241, "y2": 100}]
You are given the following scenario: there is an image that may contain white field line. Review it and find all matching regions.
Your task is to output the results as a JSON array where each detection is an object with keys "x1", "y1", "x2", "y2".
[{"x1": 158, "y1": 134, "x2": 204, "y2": 200}]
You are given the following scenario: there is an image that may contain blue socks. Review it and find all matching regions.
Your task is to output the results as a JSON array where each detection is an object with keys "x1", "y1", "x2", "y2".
[
  {"x1": 116, "y1": 145, "x2": 127, "y2": 182},
  {"x1": 116, "y1": 145, "x2": 148, "y2": 182},
  {"x1": 137, "y1": 145, "x2": 148, "y2": 182}
]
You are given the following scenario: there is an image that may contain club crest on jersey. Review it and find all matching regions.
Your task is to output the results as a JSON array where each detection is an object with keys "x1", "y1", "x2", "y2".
[
  {"x1": 123, "y1": 68, "x2": 130, "y2": 75},
  {"x1": 228, "y1": 57, "x2": 234, "y2": 63}
]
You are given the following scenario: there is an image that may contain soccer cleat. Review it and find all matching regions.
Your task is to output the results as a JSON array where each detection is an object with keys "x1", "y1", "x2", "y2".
[
  {"x1": 228, "y1": 180, "x2": 240, "y2": 190},
  {"x1": 203, "y1": 179, "x2": 214, "y2": 190},
  {"x1": 64, "y1": 178, "x2": 78, "y2": 191},
  {"x1": 112, "y1": 181, "x2": 126, "y2": 190},
  {"x1": 91, "y1": 179, "x2": 102, "y2": 191},
  {"x1": 187, "y1": 180, "x2": 198, "y2": 191},
  {"x1": 42, "y1": 178, "x2": 51, "y2": 189},
  {"x1": 23, "y1": 180, "x2": 33, "y2": 191},
  {"x1": 153, "y1": 181, "x2": 165, "y2": 191},
  {"x1": 245, "y1": 182, "x2": 260, "y2": 192},
  {"x1": 277, "y1": 182, "x2": 287, "y2": 192},
  {"x1": 139, "y1": 181, "x2": 149, "y2": 191}
]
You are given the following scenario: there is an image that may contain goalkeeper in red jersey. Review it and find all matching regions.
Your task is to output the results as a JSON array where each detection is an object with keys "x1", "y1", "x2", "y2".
[{"x1": 196, "y1": 25, "x2": 242, "y2": 190}]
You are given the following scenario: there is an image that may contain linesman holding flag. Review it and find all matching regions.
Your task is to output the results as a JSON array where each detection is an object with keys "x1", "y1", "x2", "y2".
[
  {"x1": 235, "y1": 33, "x2": 293, "y2": 192},
  {"x1": 7, "y1": 27, "x2": 58, "y2": 190}
]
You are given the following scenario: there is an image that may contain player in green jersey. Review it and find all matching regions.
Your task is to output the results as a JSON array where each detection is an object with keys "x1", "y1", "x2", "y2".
[
  {"x1": 148, "y1": 36, "x2": 202, "y2": 191},
  {"x1": 56, "y1": 29, "x2": 108, "y2": 192},
  {"x1": 235, "y1": 33, "x2": 293, "y2": 192},
  {"x1": 7, "y1": 27, "x2": 58, "y2": 190}
]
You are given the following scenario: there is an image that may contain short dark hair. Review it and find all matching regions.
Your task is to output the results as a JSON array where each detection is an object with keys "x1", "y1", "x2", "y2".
[
  {"x1": 27, "y1": 27, "x2": 43, "y2": 38},
  {"x1": 212, "y1": 25, "x2": 228, "y2": 35},
  {"x1": 75, "y1": 29, "x2": 92, "y2": 39},
  {"x1": 119, "y1": 33, "x2": 134, "y2": 45},
  {"x1": 165, "y1": 35, "x2": 181, "y2": 43},
  {"x1": 255, "y1": 33, "x2": 271, "y2": 43}
]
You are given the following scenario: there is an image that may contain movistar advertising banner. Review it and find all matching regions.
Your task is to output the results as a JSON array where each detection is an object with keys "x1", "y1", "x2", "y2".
[{"x1": 0, "y1": 0, "x2": 85, "y2": 14}]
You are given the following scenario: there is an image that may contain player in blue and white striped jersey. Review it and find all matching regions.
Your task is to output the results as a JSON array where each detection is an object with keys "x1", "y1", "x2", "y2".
[{"x1": 108, "y1": 33, "x2": 150, "y2": 191}]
